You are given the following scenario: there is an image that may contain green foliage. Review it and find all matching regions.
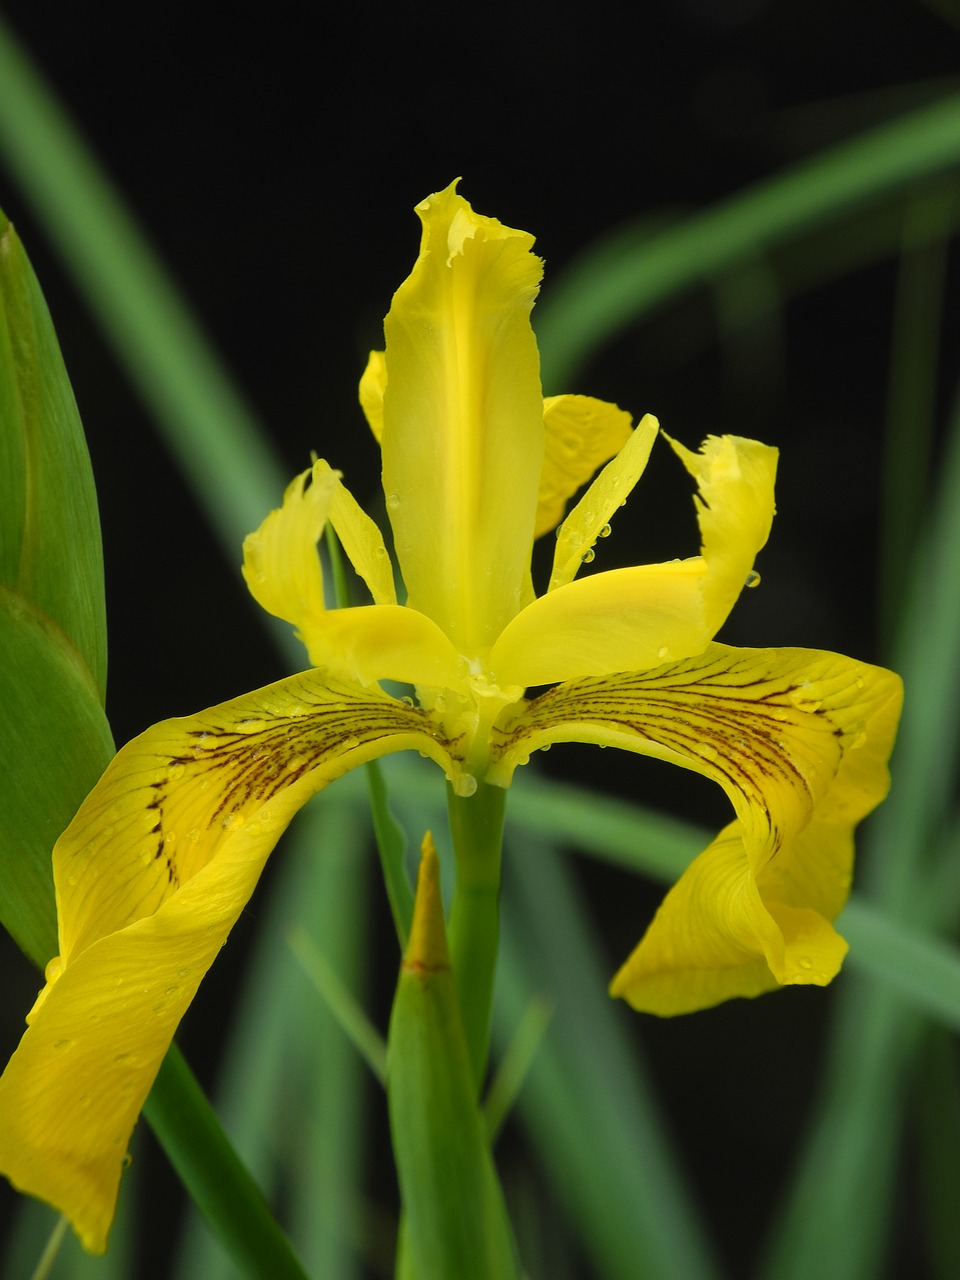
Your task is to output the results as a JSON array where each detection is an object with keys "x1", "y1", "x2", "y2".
[{"x1": 0, "y1": 212, "x2": 112, "y2": 967}]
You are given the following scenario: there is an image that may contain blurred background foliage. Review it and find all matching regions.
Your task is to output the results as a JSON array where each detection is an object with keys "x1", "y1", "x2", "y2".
[{"x1": 1, "y1": 1, "x2": 959, "y2": 1277}]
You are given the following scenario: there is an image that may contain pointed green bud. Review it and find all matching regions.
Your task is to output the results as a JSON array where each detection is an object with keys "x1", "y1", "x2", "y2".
[{"x1": 387, "y1": 834, "x2": 518, "y2": 1279}]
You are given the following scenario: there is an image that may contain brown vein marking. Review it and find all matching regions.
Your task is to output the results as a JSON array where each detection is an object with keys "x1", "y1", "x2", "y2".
[
  {"x1": 145, "y1": 688, "x2": 452, "y2": 889},
  {"x1": 495, "y1": 655, "x2": 855, "y2": 836}
]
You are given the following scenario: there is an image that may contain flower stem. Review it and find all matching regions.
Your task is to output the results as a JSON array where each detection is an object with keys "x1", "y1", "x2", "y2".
[{"x1": 446, "y1": 781, "x2": 506, "y2": 1090}]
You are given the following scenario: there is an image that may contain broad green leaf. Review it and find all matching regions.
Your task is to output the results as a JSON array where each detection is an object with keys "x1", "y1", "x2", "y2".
[
  {"x1": 0, "y1": 210, "x2": 106, "y2": 697},
  {"x1": 0, "y1": 210, "x2": 113, "y2": 967},
  {"x1": 0, "y1": 589, "x2": 112, "y2": 967}
]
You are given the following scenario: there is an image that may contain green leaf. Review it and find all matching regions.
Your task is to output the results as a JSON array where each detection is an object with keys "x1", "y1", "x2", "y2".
[
  {"x1": 0, "y1": 212, "x2": 113, "y2": 968},
  {"x1": 387, "y1": 839, "x2": 518, "y2": 1280},
  {"x1": 0, "y1": 210, "x2": 107, "y2": 698},
  {"x1": 0, "y1": 590, "x2": 113, "y2": 966},
  {"x1": 143, "y1": 1045, "x2": 310, "y2": 1280}
]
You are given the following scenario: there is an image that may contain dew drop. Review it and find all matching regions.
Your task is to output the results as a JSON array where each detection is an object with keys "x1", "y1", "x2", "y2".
[
  {"x1": 581, "y1": 548, "x2": 596, "y2": 564},
  {"x1": 693, "y1": 742, "x2": 718, "y2": 761},
  {"x1": 798, "y1": 956, "x2": 813, "y2": 971},
  {"x1": 745, "y1": 570, "x2": 761, "y2": 588},
  {"x1": 598, "y1": 523, "x2": 612, "y2": 538},
  {"x1": 223, "y1": 812, "x2": 244, "y2": 832},
  {"x1": 539, "y1": 743, "x2": 551, "y2": 753},
  {"x1": 657, "y1": 646, "x2": 670, "y2": 660},
  {"x1": 583, "y1": 510, "x2": 595, "y2": 524},
  {"x1": 386, "y1": 493, "x2": 400, "y2": 510},
  {"x1": 456, "y1": 773, "x2": 478, "y2": 798}
]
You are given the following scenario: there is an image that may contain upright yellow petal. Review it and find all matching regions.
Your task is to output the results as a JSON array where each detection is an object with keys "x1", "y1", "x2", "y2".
[
  {"x1": 489, "y1": 432, "x2": 776, "y2": 687},
  {"x1": 535, "y1": 395, "x2": 635, "y2": 539},
  {"x1": 380, "y1": 182, "x2": 545, "y2": 654},
  {"x1": 242, "y1": 462, "x2": 335, "y2": 631},
  {"x1": 0, "y1": 672, "x2": 460, "y2": 1251},
  {"x1": 667, "y1": 433, "x2": 778, "y2": 637},
  {"x1": 359, "y1": 349, "x2": 386, "y2": 444},
  {"x1": 548, "y1": 413, "x2": 659, "y2": 590}
]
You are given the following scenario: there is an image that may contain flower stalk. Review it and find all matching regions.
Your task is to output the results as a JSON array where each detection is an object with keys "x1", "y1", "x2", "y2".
[{"x1": 447, "y1": 782, "x2": 507, "y2": 1090}]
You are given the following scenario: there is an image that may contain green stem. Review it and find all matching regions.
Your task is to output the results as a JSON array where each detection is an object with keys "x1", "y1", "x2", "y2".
[{"x1": 446, "y1": 782, "x2": 506, "y2": 1091}]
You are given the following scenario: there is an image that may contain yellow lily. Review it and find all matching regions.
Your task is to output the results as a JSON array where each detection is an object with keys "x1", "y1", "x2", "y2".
[{"x1": 0, "y1": 182, "x2": 901, "y2": 1251}]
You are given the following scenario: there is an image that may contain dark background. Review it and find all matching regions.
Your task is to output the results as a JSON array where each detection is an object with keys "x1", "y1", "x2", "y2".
[{"x1": 1, "y1": 1, "x2": 957, "y2": 1275}]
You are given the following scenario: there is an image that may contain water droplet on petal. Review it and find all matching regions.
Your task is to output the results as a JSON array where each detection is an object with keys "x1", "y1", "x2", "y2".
[
  {"x1": 745, "y1": 570, "x2": 761, "y2": 588},
  {"x1": 657, "y1": 646, "x2": 670, "y2": 660},
  {"x1": 693, "y1": 742, "x2": 718, "y2": 761},
  {"x1": 581, "y1": 548, "x2": 596, "y2": 564},
  {"x1": 598, "y1": 523, "x2": 612, "y2": 538},
  {"x1": 798, "y1": 956, "x2": 813, "y2": 970},
  {"x1": 386, "y1": 493, "x2": 400, "y2": 510}
]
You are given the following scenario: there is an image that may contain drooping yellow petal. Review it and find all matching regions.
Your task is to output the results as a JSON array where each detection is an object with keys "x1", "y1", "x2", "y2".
[
  {"x1": 547, "y1": 413, "x2": 659, "y2": 590},
  {"x1": 491, "y1": 644, "x2": 903, "y2": 873},
  {"x1": 489, "y1": 432, "x2": 777, "y2": 687},
  {"x1": 359, "y1": 349, "x2": 386, "y2": 444},
  {"x1": 608, "y1": 821, "x2": 849, "y2": 1015},
  {"x1": 609, "y1": 682, "x2": 901, "y2": 1016},
  {"x1": 0, "y1": 672, "x2": 460, "y2": 1251},
  {"x1": 380, "y1": 181, "x2": 545, "y2": 654},
  {"x1": 535, "y1": 395, "x2": 635, "y2": 539}
]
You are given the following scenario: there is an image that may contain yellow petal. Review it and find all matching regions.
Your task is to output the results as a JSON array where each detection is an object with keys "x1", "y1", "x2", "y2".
[
  {"x1": 535, "y1": 395, "x2": 635, "y2": 540},
  {"x1": 380, "y1": 181, "x2": 545, "y2": 654},
  {"x1": 490, "y1": 561, "x2": 711, "y2": 686},
  {"x1": 316, "y1": 460, "x2": 397, "y2": 607},
  {"x1": 0, "y1": 672, "x2": 459, "y2": 1249},
  {"x1": 608, "y1": 688, "x2": 903, "y2": 1017},
  {"x1": 547, "y1": 413, "x2": 659, "y2": 590},
  {"x1": 491, "y1": 644, "x2": 903, "y2": 873},
  {"x1": 608, "y1": 821, "x2": 849, "y2": 1015},
  {"x1": 666, "y1": 433, "x2": 778, "y2": 637},
  {"x1": 489, "y1": 431, "x2": 776, "y2": 687},
  {"x1": 304, "y1": 603, "x2": 463, "y2": 688},
  {"x1": 609, "y1": 653, "x2": 902, "y2": 1016},
  {"x1": 359, "y1": 349, "x2": 386, "y2": 444},
  {"x1": 241, "y1": 462, "x2": 335, "y2": 631}
]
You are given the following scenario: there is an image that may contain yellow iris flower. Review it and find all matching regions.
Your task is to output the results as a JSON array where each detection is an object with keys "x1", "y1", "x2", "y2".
[{"x1": 0, "y1": 182, "x2": 901, "y2": 1252}]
